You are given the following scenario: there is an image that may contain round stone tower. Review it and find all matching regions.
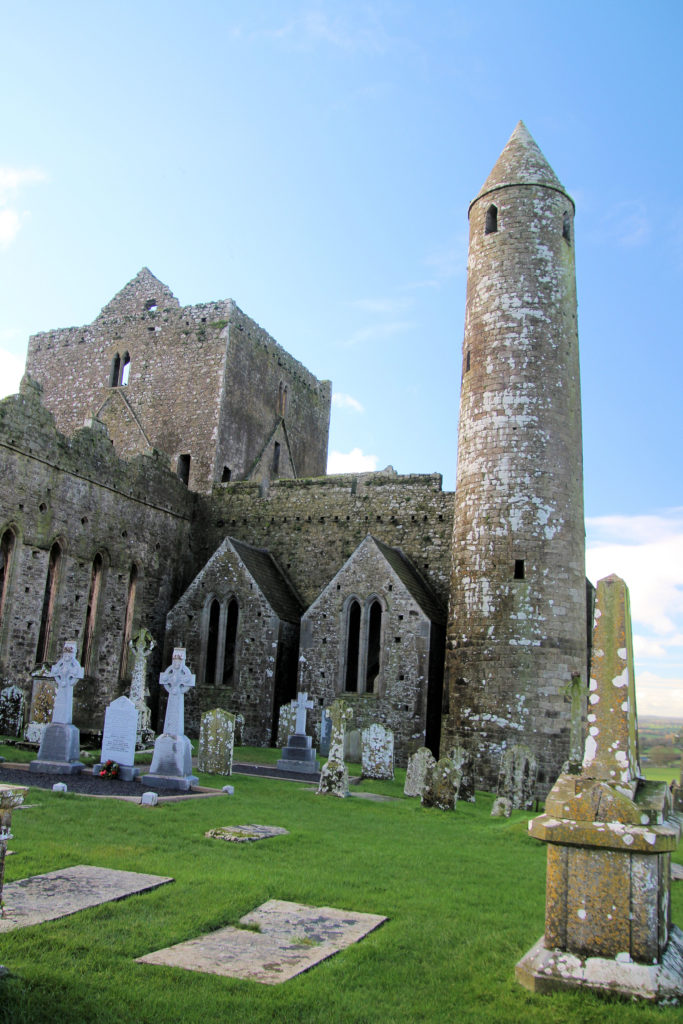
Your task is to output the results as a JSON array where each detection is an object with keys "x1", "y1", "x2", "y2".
[{"x1": 440, "y1": 122, "x2": 586, "y2": 793}]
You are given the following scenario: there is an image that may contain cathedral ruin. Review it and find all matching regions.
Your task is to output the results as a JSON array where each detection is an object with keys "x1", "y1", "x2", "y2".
[{"x1": 0, "y1": 123, "x2": 591, "y2": 792}]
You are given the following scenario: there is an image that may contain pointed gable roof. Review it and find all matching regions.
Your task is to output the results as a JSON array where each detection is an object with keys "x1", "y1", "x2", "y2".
[
  {"x1": 229, "y1": 538, "x2": 304, "y2": 623},
  {"x1": 472, "y1": 121, "x2": 572, "y2": 210},
  {"x1": 96, "y1": 268, "x2": 180, "y2": 320},
  {"x1": 370, "y1": 536, "x2": 445, "y2": 624}
]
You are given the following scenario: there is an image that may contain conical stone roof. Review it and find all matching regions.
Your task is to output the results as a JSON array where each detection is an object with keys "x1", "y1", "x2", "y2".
[{"x1": 471, "y1": 121, "x2": 571, "y2": 210}]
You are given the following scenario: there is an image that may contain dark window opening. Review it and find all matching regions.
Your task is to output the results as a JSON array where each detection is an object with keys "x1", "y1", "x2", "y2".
[
  {"x1": 465, "y1": 350, "x2": 471, "y2": 372},
  {"x1": 145, "y1": 299, "x2": 158, "y2": 312},
  {"x1": 485, "y1": 204, "x2": 498, "y2": 234},
  {"x1": 204, "y1": 598, "x2": 221, "y2": 685},
  {"x1": 345, "y1": 600, "x2": 361, "y2": 692},
  {"x1": 0, "y1": 528, "x2": 16, "y2": 632},
  {"x1": 119, "y1": 564, "x2": 137, "y2": 680},
  {"x1": 36, "y1": 541, "x2": 61, "y2": 663},
  {"x1": 109, "y1": 353, "x2": 121, "y2": 387},
  {"x1": 223, "y1": 598, "x2": 239, "y2": 685},
  {"x1": 221, "y1": 466, "x2": 232, "y2": 483},
  {"x1": 272, "y1": 442, "x2": 281, "y2": 476},
  {"x1": 514, "y1": 559, "x2": 525, "y2": 580},
  {"x1": 82, "y1": 553, "x2": 104, "y2": 673},
  {"x1": 562, "y1": 211, "x2": 571, "y2": 245},
  {"x1": 365, "y1": 600, "x2": 382, "y2": 694},
  {"x1": 177, "y1": 454, "x2": 191, "y2": 486}
]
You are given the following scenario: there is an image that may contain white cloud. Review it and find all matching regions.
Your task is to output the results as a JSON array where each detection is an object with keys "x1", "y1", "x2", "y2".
[
  {"x1": 0, "y1": 348, "x2": 25, "y2": 397},
  {"x1": 327, "y1": 448, "x2": 378, "y2": 473},
  {"x1": 0, "y1": 165, "x2": 46, "y2": 249},
  {"x1": 332, "y1": 392, "x2": 364, "y2": 413},
  {"x1": 586, "y1": 509, "x2": 683, "y2": 718}
]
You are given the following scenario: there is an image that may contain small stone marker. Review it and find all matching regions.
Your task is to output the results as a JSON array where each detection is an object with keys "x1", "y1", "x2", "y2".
[
  {"x1": 494, "y1": 743, "x2": 537, "y2": 811},
  {"x1": 448, "y1": 743, "x2": 475, "y2": 802},
  {"x1": 128, "y1": 627, "x2": 155, "y2": 746},
  {"x1": 318, "y1": 707, "x2": 332, "y2": 757},
  {"x1": 30, "y1": 642, "x2": 85, "y2": 775},
  {"x1": 490, "y1": 796, "x2": 512, "y2": 818},
  {"x1": 136, "y1": 899, "x2": 386, "y2": 984},
  {"x1": 0, "y1": 865, "x2": 173, "y2": 932},
  {"x1": 198, "y1": 709, "x2": 235, "y2": 775},
  {"x1": 95, "y1": 696, "x2": 138, "y2": 780},
  {"x1": 404, "y1": 747, "x2": 436, "y2": 797},
  {"x1": 234, "y1": 712, "x2": 245, "y2": 746},
  {"x1": 276, "y1": 701, "x2": 298, "y2": 748},
  {"x1": 0, "y1": 685, "x2": 24, "y2": 737},
  {"x1": 0, "y1": 783, "x2": 28, "y2": 935},
  {"x1": 205, "y1": 824, "x2": 289, "y2": 843},
  {"x1": 344, "y1": 728, "x2": 362, "y2": 763},
  {"x1": 141, "y1": 648, "x2": 197, "y2": 791},
  {"x1": 26, "y1": 666, "x2": 55, "y2": 745},
  {"x1": 277, "y1": 692, "x2": 319, "y2": 775},
  {"x1": 361, "y1": 724, "x2": 394, "y2": 780},
  {"x1": 516, "y1": 574, "x2": 683, "y2": 1003},
  {"x1": 141, "y1": 791, "x2": 158, "y2": 806},
  {"x1": 421, "y1": 756, "x2": 460, "y2": 811},
  {"x1": 52, "y1": 783, "x2": 67, "y2": 793},
  {"x1": 317, "y1": 699, "x2": 352, "y2": 797}
]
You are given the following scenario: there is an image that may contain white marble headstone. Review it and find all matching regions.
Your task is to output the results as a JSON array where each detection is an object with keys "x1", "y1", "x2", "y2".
[{"x1": 101, "y1": 696, "x2": 137, "y2": 767}]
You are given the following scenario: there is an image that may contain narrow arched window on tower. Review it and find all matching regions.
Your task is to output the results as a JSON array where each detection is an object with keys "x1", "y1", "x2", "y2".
[
  {"x1": 109, "y1": 353, "x2": 121, "y2": 387},
  {"x1": 120, "y1": 352, "x2": 131, "y2": 386},
  {"x1": 514, "y1": 559, "x2": 525, "y2": 580},
  {"x1": 177, "y1": 454, "x2": 191, "y2": 486},
  {"x1": 82, "y1": 553, "x2": 104, "y2": 673},
  {"x1": 223, "y1": 597, "x2": 239, "y2": 685},
  {"x1": 465, "y1": 350, "x2": 471, "y2": 373},
  {"x1": 36, "y1": 541, "x2": 62, "y2": 663},
  {"x1": 344, "y1": 600, "x2": 361, "y2": 692},
  {"x1": 365, "y1": 599, "x2": 382, "y2": 694},
  {"x1": 485, "y1": 204, "x2": 498, "y2": 235},
  {"x1": 562, "y1": 211, "x2": 572, "y2": 245}
]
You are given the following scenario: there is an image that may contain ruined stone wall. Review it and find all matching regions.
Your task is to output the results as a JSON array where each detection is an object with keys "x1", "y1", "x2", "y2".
[
  {"x1": 0, "y1": 381, "x2": 195, "y2": 732},
  {"x1": 198, "y1": 471, "x2": 454, "y2": 608},
  {"x1": 297, "y1": 540, "x2": 443, "y2": 765},
  {"x1": 26, "y1": 271, "x2": 331, "y2": 494},
  {"x1": 441, "y1": 131, "x2": 586, "y2": 793},
  {"x1": 217, "y1": 305, "x2": 331, "y2": 482}
]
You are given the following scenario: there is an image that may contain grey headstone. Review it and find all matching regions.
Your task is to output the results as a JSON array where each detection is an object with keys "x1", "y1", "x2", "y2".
[
  {"x1": 0, "y1": 685, "x2": 24, "y2": 737},
  {"x1": 101, "y1": 696, "x2": 137, "y2": 768},
  {"x1": 198, "y1": 709, "x2": 235, "y2": 775},
  {"x1": 344, "y1": 728, "x2": 362, "y2": 763},
  {"x1": 421, "y1": 756, "x2": 461, "y2": 811},
  {"x1": 404, "y1": 747, "x2": 436, "y2": 797},
  {"x1": 361, "y1": 724, "x2": 394, "y2": 780}
]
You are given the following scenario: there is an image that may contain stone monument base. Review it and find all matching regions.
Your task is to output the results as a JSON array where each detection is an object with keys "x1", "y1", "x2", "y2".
[
  {"x1": 30, "y1": 723, "x2": 84, "y2": 774},
  {"x1": 516, "y1": 927, "x2": 683, "y2": 1003},
  {"x1": 277, "y1": 733, "x2": 319, "y2": 775},
  {"x1": 140, "y1": 733, "x2": 197, "y2": 791},
  {"x1": 92, "y1": 763, "x2": 139, "y2": 782}
]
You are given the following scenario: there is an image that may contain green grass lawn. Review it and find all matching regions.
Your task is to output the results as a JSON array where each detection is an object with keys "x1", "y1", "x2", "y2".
[{"x1": 1, "y1": 766, "x2": 681, "y2": 1024}]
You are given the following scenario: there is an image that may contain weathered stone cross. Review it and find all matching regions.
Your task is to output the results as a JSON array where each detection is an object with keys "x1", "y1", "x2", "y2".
[
  {"x1": 50, "y1": 642, "x2": 84, "y2": 725},
  {"x1": 159, "y1": 648, "x2": 195, "y2": 737},
  {"x1": 294, "y1": 691, "x2": 314, "y2": 735}
]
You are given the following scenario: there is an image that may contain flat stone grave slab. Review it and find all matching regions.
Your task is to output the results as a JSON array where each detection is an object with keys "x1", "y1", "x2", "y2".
[
  {"x1": 205, "y1": 824, "x2": 289, "y2": 843},
  {"x1": 0, "y1": 865, "x2": 173, "y2": 931},
  {"x1": 137, "y1": 899, "x2": 386, "y2": 984}
]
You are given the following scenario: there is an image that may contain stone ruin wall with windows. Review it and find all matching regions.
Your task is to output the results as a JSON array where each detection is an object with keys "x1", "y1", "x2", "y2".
[
  {"x1": 0, "y1": 377, "x2": 195, "y2": 731},
  {"x1": 25, "y1": 269, "x2": 331, "y2": 495}
]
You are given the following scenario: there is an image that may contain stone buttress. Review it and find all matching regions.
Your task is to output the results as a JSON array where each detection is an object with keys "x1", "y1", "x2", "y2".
[{"x1": 441, "y1": 122, "x2": 587, "y2": 792}]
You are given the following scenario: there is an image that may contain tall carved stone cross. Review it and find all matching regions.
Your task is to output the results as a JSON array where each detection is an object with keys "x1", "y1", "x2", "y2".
[
  {"x1": 160, "y1": 648, "x2": 195, "y2": 738},
  {"x1": 294, "y1": 691, "x2": 314, "y2": 735},
  {"x1": 50, "y1": 642, "x2": 84, "y2": 725}
]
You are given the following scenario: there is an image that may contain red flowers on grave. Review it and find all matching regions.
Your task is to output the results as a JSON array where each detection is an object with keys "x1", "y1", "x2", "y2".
[{"x1": 99, "y1": 759, "x2": 120, "y2": 778}]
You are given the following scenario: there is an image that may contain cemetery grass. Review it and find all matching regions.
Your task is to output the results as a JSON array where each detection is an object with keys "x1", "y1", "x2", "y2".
[{"x1": 1, "y1": 777, "x2": 682, "y2": 1024}]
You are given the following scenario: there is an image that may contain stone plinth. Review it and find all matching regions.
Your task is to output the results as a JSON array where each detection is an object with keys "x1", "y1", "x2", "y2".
[
  {"x1": 30, "y1": 642, "x2": 85, "y2": 775},
  {"x1": 516, "y1": 575, "x2": 683, "y2": 1003},
  {"x1": 277, "y1": 733, "x2": 319, "y2": 774}
]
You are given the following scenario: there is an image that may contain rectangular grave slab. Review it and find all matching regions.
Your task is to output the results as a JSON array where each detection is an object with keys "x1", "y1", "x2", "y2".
[
  {"x1": 136, "y1": 899, "x2": 386, "y2": 984},
  {"x1": 0, "y1": 865, "x2": 173, "y2": 931}
]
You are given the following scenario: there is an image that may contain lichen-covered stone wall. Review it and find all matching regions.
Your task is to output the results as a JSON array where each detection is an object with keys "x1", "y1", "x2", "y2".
[{"x1": 0, "y1": 380, "x2": 195, "y2": 730}]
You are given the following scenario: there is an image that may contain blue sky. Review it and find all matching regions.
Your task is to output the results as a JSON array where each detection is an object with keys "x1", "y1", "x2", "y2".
[{"x1": 1, "y1": 1, "x2": 681, "y2": 718}]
